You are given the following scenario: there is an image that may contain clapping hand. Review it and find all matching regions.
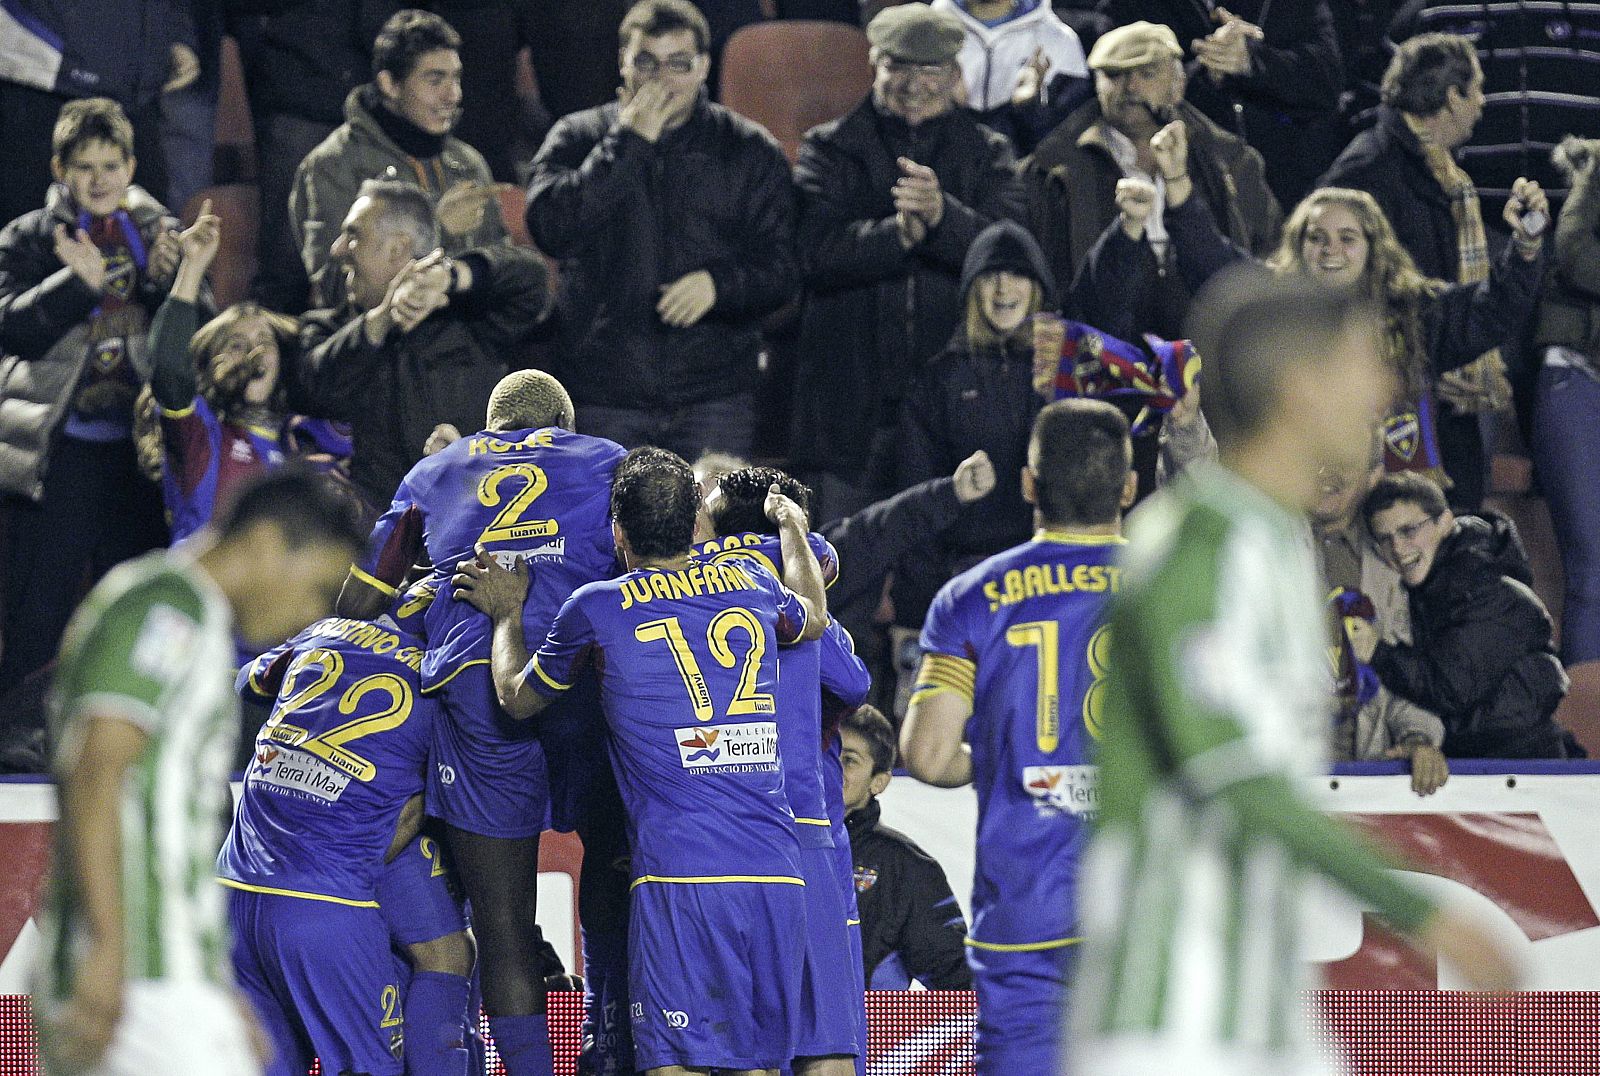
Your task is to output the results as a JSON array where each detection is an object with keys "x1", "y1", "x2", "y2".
[
  {"x1": 52, "y1": 224, "x2": 106, "y2": 291},
  {"x1": 1115, "y1": 177, "x2": 1157, "y2": 239},
  {"x1": 1192, "y1": 8, "x2": 1262, "y2": 80}
]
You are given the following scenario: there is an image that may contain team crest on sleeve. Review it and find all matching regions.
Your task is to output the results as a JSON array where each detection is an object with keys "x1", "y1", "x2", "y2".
[{"x1": 674, "y1": 722, "x2": 778, "y2": 772}]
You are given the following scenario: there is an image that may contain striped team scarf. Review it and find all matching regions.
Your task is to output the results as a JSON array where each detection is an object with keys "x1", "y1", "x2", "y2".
[
  {"x1": 1031, "y1": 315, "x2": 1200, "y2": 433},
  {"x1": 1408, "y1": 114, "x2": 1512, "y2": 413}
]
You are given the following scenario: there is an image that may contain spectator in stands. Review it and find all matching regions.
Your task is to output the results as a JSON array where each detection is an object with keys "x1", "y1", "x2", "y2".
[
  {"x1": 1389, "y1": 1, "x2": 1600, "y2": 220},
  {"x1": 1353, "y1": 472, "x2": 1581, "y2": 759},
  {"x1": 929, "y1": 0, "x2": 1091, "y2": 153},
  {"x1": 1531, "y1": 137, "x2": 1600, "y2": 678},
  {"x1": 1312, "y1": 449, "x2": 1448, "y2": 794},
  {"x1": 1021, "y1": 20, "x2": 1279, "y2": 341},
  {"x1": 231, "y1": 0, "x2": 402, "y2": 312},
  {"x1": 825, "y1": 451, "x2": 997, "y2": 715},
  {"x1": 792, "y1": 3, "x2": 1024, "y2": 521},
  {"x1": 892, "y1": 220, "x2": 1049, "y2": 678},
  {"x1": 1098, "y1": 0, "x2": 1343, "y2": 209},
  {"x1": 1134, "y1": 118, "x2": 1546, "y2": 508},
  {"x1": 0, "y1": 98, "x2": 181, "y2": 698},
  {"x1": 133, "y1": 201, "x2": 348, "y2": 546},
  {"x1": 1319, "y1": 33, "x2": 1509, "y2": 512},
  {"x1": 841, "y1": 704, "x2": 973, "y2": 990},
  {"x1": 292, "y1": 9, "x2": 507, "y2": 307},
  {"x1": 525, "y1": 0, "x2": 797, "y2": 462},
  {"x1": 0, "y1": 0, "x2": 198, "y2": 226},
  {"x1": 295, "y1": 179, "x2": 549, "y2": 509}
]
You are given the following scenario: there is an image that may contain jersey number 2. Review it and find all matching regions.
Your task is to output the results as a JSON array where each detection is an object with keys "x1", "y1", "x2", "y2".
[
  {"x1": 476, "y1": 463, "x2": 556, "y2": 544},
  {"x1": 267, "y1": 648, "x2": 415, "y2": 781}
]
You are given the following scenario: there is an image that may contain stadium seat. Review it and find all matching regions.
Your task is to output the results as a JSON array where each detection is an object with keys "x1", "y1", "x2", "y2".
[
  {"x1": 718, "y1": 21, "x2": 872, "y2": 164},
  {"x1": 181, "y1": 186, "x2": 260, "y2": 311}
]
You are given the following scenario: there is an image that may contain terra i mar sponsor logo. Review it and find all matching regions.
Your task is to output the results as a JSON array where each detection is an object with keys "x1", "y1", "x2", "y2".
[
  {"x1": 675, "y1": 722, "x2": 779, "y2": 771},
  {"x1": 1022, "y1": 764, "x2": 1098, "y2": 817}
]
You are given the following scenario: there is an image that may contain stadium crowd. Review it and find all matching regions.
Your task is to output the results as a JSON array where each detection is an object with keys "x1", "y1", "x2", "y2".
[{"x1": 3, "y1": 0, "x2": 1596, "y2": 1073}]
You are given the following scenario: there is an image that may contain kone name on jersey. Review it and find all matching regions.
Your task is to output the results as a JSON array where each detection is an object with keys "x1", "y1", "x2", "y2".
[
  {"x1": 307, "y1": 617, "x2": 424, "y2": 671},
  {"x1": 984, "y1": 563, "x2": 1123, "y2": 612},
  {"x1": 466, "y1": 429, "x2": 558, "y2": 455},
  {"x1": 618, "y1": 562, "x2": 760, "y2": 610}
]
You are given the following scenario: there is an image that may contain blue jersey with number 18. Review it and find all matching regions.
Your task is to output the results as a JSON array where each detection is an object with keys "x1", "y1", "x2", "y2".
[
  {"x1": 916, "y1": 532, "x2": 1124, "y2": 949},
  {"x1": 219, "y1": 617, "x2": 438, "y2": 905},
  {"x1": 525, "y1": 558, "x2": 810, "y2": 883},
  {"x1": 352, "y1": 427, "x2": 625, "y2": 692}
]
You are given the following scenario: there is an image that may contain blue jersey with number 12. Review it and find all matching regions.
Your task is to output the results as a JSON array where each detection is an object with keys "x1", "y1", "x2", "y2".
[
  {"x1": 525, "y1": 559, "x2": 810, "y2": 883},
  {"x1": 917, "y1": 532, "x2": 1123, "y2": 948},
  {"x1": 219, "y1": 618, "x2": 437, "y2": 905},
  {"x1": 693, "y1": 531, "x2": 868, "y2": 848},
  {"x1": 353, "y1": 427, "x2": 625, "y2": 692}
]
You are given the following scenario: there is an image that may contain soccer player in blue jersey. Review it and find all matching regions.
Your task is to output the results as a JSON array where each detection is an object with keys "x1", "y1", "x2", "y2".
[
  {"x1": 335, "y1": 370, "x2": 625, "y2": 1076},
  {"x1": 900, "y1": 398, "x2": 1137, "y2": 1076},
  {"x1": 221, "y1": 615, "x2": 444, "y2": 1076},
  {"x1": 698, "y1": 466, "x2": 872, "y2": 1076},
  {"x1": 453, "y1": 447, "x2": 830, "y2": 1076}
]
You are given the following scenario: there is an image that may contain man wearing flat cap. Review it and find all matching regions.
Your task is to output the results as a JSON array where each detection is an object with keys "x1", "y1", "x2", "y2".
[
  {"x1": 1021, "y1": 19, "x2": 1281, "y2": 326},
  {"x1": 791, "y1": 1, "x2": 1026, "y2": 523}
]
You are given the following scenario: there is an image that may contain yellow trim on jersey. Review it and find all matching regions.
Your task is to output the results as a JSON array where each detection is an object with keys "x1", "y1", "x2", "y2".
[
  {"x1": 529, "y1": 656, "x2": 572, "y2": 692},
  {"x1": 243, "y1": 661, "x2": 276, "y2": 699},
  {"x1": 964, "y1": 936, "x2": 1082, "y2": 952},
  {"x1": 915, "y1": 653, "x2": 976, "y2": 705},
  {"x1": 159, "y1": 401, "x2": 197, "y2": 419},
  {"x1": 846, "y1": 918, "x2": 861, "y2": 927},
  {"x1": 1035, "y1": 530, "x2": 1126, "y2": 546},
  {"x1": 420, "y1": 658, "x2": 490, "y2": 696},
  {"x1": 216, "y1": 877, "x2": 380, "y2": 908},
  {"x1": 348, "y1": 565, "x2": 399, "y2": 597},
  {"x1": 630, "y1": 874, "x2": 804, "y2": 890},
  {"x1": 795, "y1": 817, "x2": 831, "y2": 827}
]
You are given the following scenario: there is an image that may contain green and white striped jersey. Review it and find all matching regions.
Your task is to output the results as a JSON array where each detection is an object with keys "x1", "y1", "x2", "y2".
[
  {"x1": 1072, "y1": 463, "x2": 1435, "y2": 1060},
  {"x1": 38, "y1": 551, "x2": 240, "y2": 1000}
]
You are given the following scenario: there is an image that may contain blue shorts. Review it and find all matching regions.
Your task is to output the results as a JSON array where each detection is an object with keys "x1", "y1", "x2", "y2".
[
  {"x1": 967, "y1": 940, "x2": 1079, "y2": 1076},
  {"x1": 227, "y1": 888, "x2": 404, "y2": 1076},
  {"x1": 426, "y1": 662, "x2": 550, "y2": 838},
  {"x1": 796, "y1": 847, "x2": 860, "y2": 1059},
  {"x1": 628, "y1": 880, "x2": 804, "y2": 1071},
  {"x1": 377, "y1": 833, "x2": 467, "y2": 947}
]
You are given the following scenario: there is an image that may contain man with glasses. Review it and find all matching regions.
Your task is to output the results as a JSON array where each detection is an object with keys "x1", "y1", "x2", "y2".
[
  {"x1": 791, "y1": 3, "x2": 1025, "y2": 523},
  {"x1": 525, "y1": 0, "x2": 797, "y2": 464},
  {"x1": 1352, "y1": 471, "x2": 1581, "y2": 760}
]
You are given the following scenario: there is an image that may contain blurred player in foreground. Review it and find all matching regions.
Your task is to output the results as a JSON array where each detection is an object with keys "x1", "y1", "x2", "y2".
[
  {"x1": 1068, "y1": 270, "x2": 1520, "y2": 1075},
  {"x1": 35, "y1": 469, "x2": 365, "y2": 1075}
]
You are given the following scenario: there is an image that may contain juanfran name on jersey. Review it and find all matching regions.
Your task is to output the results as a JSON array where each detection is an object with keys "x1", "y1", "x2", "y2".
[
  {"x1": 1022, "y1": 764, "x2": 1099, "y2": 819},
  {"x1": 675, "y1": 722, "x2": 779, "y2": 773}
]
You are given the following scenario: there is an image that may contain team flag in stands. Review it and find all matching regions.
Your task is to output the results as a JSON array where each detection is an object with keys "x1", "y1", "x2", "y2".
[
  {"x1": 1330, "y1": 586, "x2": 1381, "y2": 708},
  {"x1": 1031, "y1": 316, "x2": 1200, "y2": 433}
]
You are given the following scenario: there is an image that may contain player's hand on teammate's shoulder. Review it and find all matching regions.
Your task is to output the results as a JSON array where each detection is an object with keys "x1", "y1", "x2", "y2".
[
  {"x1": 764, "y1": 483, "x2": 809, "y2": 532},
  {"x1": 452, "y1": 543, "x2": 531, "y2": 620},
  {"x1": 953, "y1": 449, "x2": 996, "y2": 504}
]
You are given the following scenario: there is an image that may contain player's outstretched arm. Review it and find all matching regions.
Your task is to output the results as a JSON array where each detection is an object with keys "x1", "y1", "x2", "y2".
[
  {"x1": 902, "y1": 663, "x2": 975, "y2": 788},
  {"x1": 452, "y1": 549, "x2": 548, "y2": 719},
  {"x1": 766, "y1": 484, "x2": 828, "y2": 640}
]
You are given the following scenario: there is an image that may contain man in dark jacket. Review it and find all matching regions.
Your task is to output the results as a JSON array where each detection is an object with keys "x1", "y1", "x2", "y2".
[
  {"x1": 791, "y1": 3, "x2": 1025, "y2": 522},
  {"x1": 841, "y1": 705, "x2": 973, "y2": 990},
  {"x1": 1318, "y1": 33, "x2": 1498, "y2": 512},
  {"x1": 1021, "y1": 20, "x2": 1280, "y2": 334},
  {"x1": 525, "y1": 0, "x2": 797, "y2": 463},
  {"x1": 295, "y1": 179, "x2": 549, "y2": 509},
  {"x1": 1099, "y1": 0, "x2": 1344, "y2": 208},
  {"x1": 1354, "y1": 472, "x2": 1580, "y2": 759}
]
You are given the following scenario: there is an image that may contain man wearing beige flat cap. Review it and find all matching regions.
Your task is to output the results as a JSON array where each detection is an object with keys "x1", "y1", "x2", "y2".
[
  {"x1": 791, "y1": 2, "x2": 1026, "y2": 524},
  {"x1": 1021, "y1": 18, "x2": 1280, "y2": 328}
]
